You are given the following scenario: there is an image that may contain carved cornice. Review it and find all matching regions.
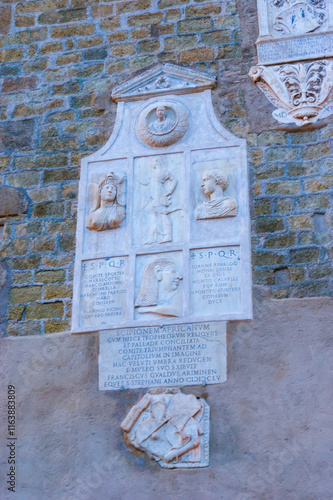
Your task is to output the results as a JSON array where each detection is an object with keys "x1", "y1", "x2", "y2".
[
  {"x1": 249, "y1": 59, "x2": 333, "y2": 125},
  {"x1": 112, "y1": 63, "x2": 216, "y2": 102}
]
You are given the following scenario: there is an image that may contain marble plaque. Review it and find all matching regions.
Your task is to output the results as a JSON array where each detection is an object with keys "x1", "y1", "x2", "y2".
[
  {"x1": 257, "y1": 33, "x2": 333, "y2": 64},
  {"x1": 80, "y1": 257, "x2": 128, "y2": 328},
  {"x1": 190, "y1": 247, "x2": 241, "y2": 316},
  {"x1": 72, "y1": 64, "x2": 252, "y2": 334},
  {"x1": 121, "y1": 388, "x2": 209, "y2": 468},
  {"x1": 99, "y1": 322, "x2": 226, "y2": 390}
]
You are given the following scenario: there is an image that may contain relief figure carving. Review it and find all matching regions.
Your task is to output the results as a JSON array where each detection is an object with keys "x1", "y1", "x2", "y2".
[
  {"x1": 137, "y1": 102, "x2": 188, "y2": 147},
  {"x1": 135, "y1": 257, "x2": 183, "y2": 317},
  {"x1": 121, "y1": 388, "x2": 209, "y2": 468},
  {"x1": 139, "y1": 157, "x2": 181, "y2": 245},
  {"x1": 195, "y1": 169, "x2": 238, "y2": 220},
  {"x1": 86, "y1": 172, "x2": 126, "y2": 231}
]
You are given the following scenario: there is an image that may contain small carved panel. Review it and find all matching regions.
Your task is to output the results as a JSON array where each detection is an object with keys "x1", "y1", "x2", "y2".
[
  {"x1": 86, "y1": 172, "x2": 126, "y2": 231},
  {"x1": 137, "y1": 101, "x2": 188, "y2": 148},
  {"x1": 133, "y1": 154, "x2": 184, "y2": 246},
  {"x1": 80, "y1": 257, "x2": 129, "y2": 328},
  {"x1": 268, "y1": 0, "x2": 328, "y2": 38},
  {"x1": 195, "y1": 168, "x2": 238, "y2": 220},
  {"x1": 190, "y1": 247, "x2": 242, "y2": 316},
  {"x1": 249, "y1": 59, "x2": 333, "y2": 125},
  {"x1": 121, "y1": 388, "x2": 209, "y2": 468},
  {"x1": 135, "y1": 252, "x2": 183, "y2": 319},
  {"x1": 99, "y1": 322, "x2": 227, "y2": 390}
]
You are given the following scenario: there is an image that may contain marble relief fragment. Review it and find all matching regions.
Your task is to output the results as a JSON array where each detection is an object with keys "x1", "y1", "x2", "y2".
[
  {"x1": 121, "y1": 388, "x2": 209, "y2": 468},
  {"x1": 86, "y1": 172, "x2": 126, "y2": 231},
  {"x1": 195, "y1": 168, "x2": 238, "y2": 220},
  {"x1": 135, "y1": 156, "x2": 184, "y2": 246},
  {"x1": 135, "y1": 256, "x2": 183, "y2": 317},
  {"x1": 137, "y1": 101, "x2": 188, "y2": 148},
  {"x1": 270, "y1": 0, "x2": 328, "y2": 37}
]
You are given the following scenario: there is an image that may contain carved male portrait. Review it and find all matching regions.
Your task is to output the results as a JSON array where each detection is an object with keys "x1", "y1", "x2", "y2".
[
  {"x1": 121, "y1": 388, "x2": 209, "y2": 468},
  {"x1": 195, "y1": 169, "x2": 238, "y2": 220},
  {"x1": 137, "y1": 102, "x2": 188, "y2": 147},
  {"x1": 86, "y1": 172, "x2": 126, "y2": 231},
  {"x1": 148, "y1": 105, "x2": 175, "y2": 135},
  {"x1": 135, "y1": 257, "x2": 183, "y2": 317}
]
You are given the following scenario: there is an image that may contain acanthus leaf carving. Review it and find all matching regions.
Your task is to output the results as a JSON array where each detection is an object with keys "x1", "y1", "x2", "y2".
[{"x1": 249, "y1": 59, "x2": 333, "y2": 125}]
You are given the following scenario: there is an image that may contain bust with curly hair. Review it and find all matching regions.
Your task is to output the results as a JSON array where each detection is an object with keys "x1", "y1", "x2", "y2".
[{"x1": 195, "y1": 169, "x2": 238, "y2": 220}]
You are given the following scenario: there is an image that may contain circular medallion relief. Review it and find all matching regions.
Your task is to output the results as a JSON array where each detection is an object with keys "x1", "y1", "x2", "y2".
[{"x1": 137, "y1": 102, "x2": 189, "y2": 148}]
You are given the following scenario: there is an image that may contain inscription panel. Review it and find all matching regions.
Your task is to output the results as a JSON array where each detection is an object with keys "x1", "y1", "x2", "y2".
[
  {"x1": 191, "y1": 246, "x2": 241, "y2": 316},
  {"x1": 99, "y1": 322, "x2": 226, "y2": 390},
  {"x1": 80, "y1": 256, "x2": 129, "y2": 328},
  {"x1": 257, "y1": 33, "x2": 333, "y2": 64}
]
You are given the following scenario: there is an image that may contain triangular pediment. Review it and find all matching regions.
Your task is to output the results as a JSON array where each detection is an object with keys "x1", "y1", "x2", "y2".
[{"x1": 112, "y1": 63, "x2": 216, "y2": 102}]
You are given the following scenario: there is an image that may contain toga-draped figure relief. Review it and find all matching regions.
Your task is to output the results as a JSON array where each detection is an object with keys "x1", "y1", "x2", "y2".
[
  {"x1": 86, "y1": 172, "x2": 126, "y2": 231},
  {"x1": 195, "y1": 169, "x2": 238, "y2": 220},
  {"x1": 121, "y1": 388, "x2": 209, "y2": 468},
  {"x1": 138, "y1": 157, "x2": 182, "y2": 245},
  {"x1": 135, "y1": 257, "x2": 183, "y2": 317}
]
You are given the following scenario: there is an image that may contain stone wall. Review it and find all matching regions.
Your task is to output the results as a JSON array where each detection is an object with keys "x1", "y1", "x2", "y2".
[{"x1": 0, "y1": 0, "x2": 332, "y2": 337}]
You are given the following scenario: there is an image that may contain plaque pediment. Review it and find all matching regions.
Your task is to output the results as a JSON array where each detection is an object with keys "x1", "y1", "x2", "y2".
[{"x1": 111, "y1": 63, "x2": 216, "y2": 102}]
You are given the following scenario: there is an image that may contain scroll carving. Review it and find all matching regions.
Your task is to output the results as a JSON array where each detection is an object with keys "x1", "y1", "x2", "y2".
[
  {"x1": 249, "y1": 59, "x2": 333, "y2": 125},
  {"x1": 195, "y1": 169, "x2": 238, "y2": 220},
  {"x1": 121, "y1": 388, "x2": 209, "y2": 468},
  {"x1": 137, "y1": 102, "x2": 188, "y2": 148},
  {"x1": 86, "y1": 172, "x2": 126, "y2": 231},
  {"x1": 135, "y1": 257, "x2": 183, "y2": 317}
]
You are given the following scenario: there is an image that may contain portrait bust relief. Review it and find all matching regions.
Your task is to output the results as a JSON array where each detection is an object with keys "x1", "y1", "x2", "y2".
[
  {"x1": 86, "y1": 172, "x2": 126, "y2": 231},
  {"x1": 137, "y1": 101, "x2": 188, "y2": 148},
  {"x1": 135, "y1": 257, "x2": 183, "y2": 317},
  {"x1": 195, "y1": 169, "x2": 238, "y2": 220}
]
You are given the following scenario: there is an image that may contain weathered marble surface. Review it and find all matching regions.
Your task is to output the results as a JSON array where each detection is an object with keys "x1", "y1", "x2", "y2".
[
  {"x1": 1, "y1": 294, "x2": 332, "y2": 498},
  {"x1": 249, "y1": 59, "x2": 333, "y2": 126},
  {"x1": 99, "y1": 322, "x2": 227, "y2": 390},
  {"x1": 121, "y1": 388, "x2": 209, "y2": 468},
  {"x1": 72, "y1": 65, "x2": 252, "y2": 333}
]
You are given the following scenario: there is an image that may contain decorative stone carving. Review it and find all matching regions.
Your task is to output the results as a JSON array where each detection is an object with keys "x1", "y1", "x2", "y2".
[
  {"x1": 135, "y1": 256, "x2": 183, "y2": 317},
  {"x1": 112, "y1": 63, "x2": 216, "y2": 102},
  {"x1": 72, "y1": 64, "x2": 252, "y2": 335},
  {"x1": 271, "y1": 0, "x2": 328, "y2": 36},
  {"x1": 249, "y1": 59, "x2": 333, "y2": 125},
  {"x1": 255, "y1": 0, "x2": 333, "y2": 64},
  {"x1": 121, "y1": 388, "x2": 209, "y2": 468},
  {"x1": 195, "y1": 169, "x2": 238, "y2": 220},
  {"x1": 137, "y1": 102, "x2": 188, "y2": 148},
  {"x1": 136, "y1": 156, "x2": 182, "y2": 245},
  {"x1": 86, "y1": 172, "x2": 126, "y2": 231}
]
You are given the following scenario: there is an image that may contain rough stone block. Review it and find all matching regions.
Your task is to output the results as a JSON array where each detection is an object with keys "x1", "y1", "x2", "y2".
[
  {"x1": 9, "y1": 286, "x2": 42, "y2": 305},
  {"x1": 255, "y1": 216, "x2": 284, "y2": 234},
  {"x1": 35, "y1": 270, "x2": 66, "y2": 284},
  {"x1": 25, "y1": 301, "x2": 64, "y2": 320},
  {"x1": 0, "y1": 120, "x2": 35, "y2": 151},
  {"x1": 290, "y1": 247, "x2": 320, "y2": 264},
  {"x1": 177, "y1": 18, "x2": 212, "y2": 34},
  {"x1": 38, "y1": 7, "x2": 87, "y2": 25},
  {"x1": 0, "y1": 185, "x2": 29, "y2": 218}
]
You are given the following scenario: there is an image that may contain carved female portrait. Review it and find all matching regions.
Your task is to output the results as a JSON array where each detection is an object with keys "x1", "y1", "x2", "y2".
[{"x1": 86, "y1": 172, "x2": 126, "y2": 231}]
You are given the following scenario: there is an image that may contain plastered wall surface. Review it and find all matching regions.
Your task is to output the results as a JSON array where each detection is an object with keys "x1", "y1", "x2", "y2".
[{"x1": 0, "y1": 292, "x2": 332, "y2": 500}]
